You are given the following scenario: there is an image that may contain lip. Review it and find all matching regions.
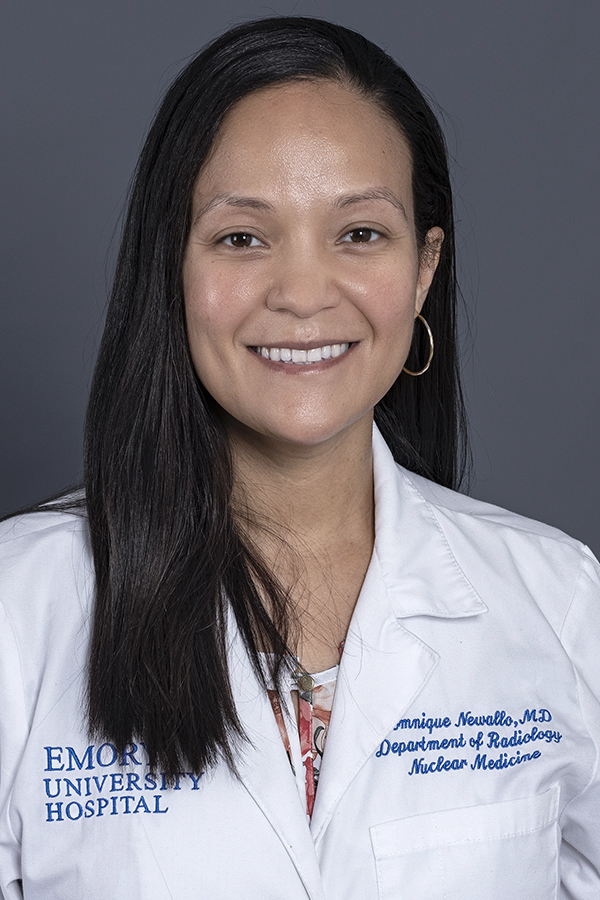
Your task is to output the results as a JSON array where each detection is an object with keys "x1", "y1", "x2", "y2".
[{"x1": 248, "y1": 341, "x2": 357, "y2": 370}]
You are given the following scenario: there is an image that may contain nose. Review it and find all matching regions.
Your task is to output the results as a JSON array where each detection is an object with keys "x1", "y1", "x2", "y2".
[{"x1": 265, "y1": 248, "x2": 341, "y2": 318}]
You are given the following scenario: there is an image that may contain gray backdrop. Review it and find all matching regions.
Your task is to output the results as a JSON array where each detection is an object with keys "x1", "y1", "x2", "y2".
[{"x1": 2, "y1": 0, "x2": 599, "y2": 553}]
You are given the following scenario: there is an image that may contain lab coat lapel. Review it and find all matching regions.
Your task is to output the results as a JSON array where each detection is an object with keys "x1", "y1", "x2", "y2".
[
  {"x1": 310, "y1": 428, "x2": 486, "y2": 843},
  {"x1": 309, "y1": 552, "x2": 438, "y2": 843},
  {"x1": 228, "y1": 627, "x2": 326, "y2": 900}
]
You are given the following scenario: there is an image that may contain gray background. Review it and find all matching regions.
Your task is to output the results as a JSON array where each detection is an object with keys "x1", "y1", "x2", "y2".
[{"x1": 2, "y1": 0, "x2": 599, "y2": 553}]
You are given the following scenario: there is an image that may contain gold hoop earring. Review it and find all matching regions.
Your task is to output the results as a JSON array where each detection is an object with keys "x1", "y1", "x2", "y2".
[{"x1": 402, "y1": 314, "x2": 434, "y2": 376}]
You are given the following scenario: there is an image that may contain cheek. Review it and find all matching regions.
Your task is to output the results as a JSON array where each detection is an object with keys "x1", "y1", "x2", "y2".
[
  {"x1": 183, "y1": 286, "x2": 224, "y2": 386},
  {"x1": 182, "y1": 264, "x2": 259, "y2": 406},
  {"x1": 364, "y1": 272, "x2": 421, "y2": 391},
  {"x1": 365, "y1": 269, "x2": 420, "y2": 340},
  {"x1": 184, "y1": 268, "x2": 242, "y2": 351}
]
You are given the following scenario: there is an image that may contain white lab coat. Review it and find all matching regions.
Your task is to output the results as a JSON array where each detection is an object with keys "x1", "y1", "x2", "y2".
[{"x1": 1, "y1": 428, "x2": 599, "y2": 899}]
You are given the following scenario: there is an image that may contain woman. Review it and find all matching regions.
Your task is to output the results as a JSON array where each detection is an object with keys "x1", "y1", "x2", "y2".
[{"x1": 0, "y1": 17, "x2": 598, "y2": 900}]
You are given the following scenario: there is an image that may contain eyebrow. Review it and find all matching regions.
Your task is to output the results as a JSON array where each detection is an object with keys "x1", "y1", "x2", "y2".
[
  {"x1": 193, "y1": 193, "x2": 275, "y2": 223},
  {"x1": 334, "y1": 188, "x2": 408, "y2": 221}
]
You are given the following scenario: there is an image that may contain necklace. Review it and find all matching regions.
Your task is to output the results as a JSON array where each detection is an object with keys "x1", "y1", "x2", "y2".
[{"x1": 292, "y1": 639, "x2": 346, "y2": 691}]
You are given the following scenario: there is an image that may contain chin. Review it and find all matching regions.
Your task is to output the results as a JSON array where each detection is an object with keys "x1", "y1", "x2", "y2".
[
  {"x1": 257, "y1": 413, "x2": 372, "y2": 450},
  {"x1": 218, "y1": 397, "x2": 375, "y2": 450}
]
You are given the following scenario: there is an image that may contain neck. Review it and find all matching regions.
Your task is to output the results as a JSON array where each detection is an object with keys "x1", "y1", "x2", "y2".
[
  {"x1": 227, "y1": 415, "x2": 375, "y2": 553},
  {"x1": 226, "y1": 415, "x2": 376, "y2": 671}
]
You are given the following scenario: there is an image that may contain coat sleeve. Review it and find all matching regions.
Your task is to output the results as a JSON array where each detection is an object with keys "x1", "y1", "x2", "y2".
[
  {"x1": 558, "y1": 547, "x2": 600, "y2": 899},
  {"x1": 0, "y1": 599, "x2": 28, "y2": 899}
]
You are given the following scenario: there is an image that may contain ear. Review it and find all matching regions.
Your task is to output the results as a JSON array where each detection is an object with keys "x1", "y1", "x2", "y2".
[{"x1": 415, "y1": 226, "x2": 444, "y2": 314}]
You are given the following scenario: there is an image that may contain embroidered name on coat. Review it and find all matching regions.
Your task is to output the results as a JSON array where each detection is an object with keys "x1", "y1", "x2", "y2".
[{"x1": 375, "y1": 707, "x2": 562, "y2": 776}]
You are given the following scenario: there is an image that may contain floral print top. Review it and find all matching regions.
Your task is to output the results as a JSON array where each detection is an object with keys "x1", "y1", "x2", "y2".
[{"x1": 268, "y1": 663, "x2": 339, "y2": 819}]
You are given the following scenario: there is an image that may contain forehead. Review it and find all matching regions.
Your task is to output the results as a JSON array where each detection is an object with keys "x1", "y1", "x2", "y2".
[{"x1": 194, "y1": 80, "x2": 413, "y2": 209}]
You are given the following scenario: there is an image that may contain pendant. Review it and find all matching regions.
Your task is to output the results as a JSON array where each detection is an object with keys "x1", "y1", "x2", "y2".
[{"x1": 294, "y1": 672, "x2": 315, "y2": 692}]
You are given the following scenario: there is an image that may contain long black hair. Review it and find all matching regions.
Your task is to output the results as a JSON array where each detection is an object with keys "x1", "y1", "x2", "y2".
[{"x1": 81, "y1": 16, "x2": 469, "y2": 778}]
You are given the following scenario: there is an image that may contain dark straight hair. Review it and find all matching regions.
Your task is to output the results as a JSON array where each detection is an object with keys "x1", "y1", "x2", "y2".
[{"x1": 80, "y1": 16, "x2": 469, "y2": 779}]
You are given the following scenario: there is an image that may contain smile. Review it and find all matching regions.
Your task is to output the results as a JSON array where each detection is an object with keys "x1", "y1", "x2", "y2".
[{"x1": 252, "y1": 343, "x2": 351, "y2": 364}]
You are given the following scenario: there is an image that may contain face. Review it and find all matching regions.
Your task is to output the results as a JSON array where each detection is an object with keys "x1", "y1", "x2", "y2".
[{"x1": 183, "y1": 80, "x2": 442, "y2": 451}]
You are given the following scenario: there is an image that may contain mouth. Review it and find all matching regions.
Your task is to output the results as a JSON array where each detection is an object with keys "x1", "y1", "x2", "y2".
[{"x1": 250, "y1": 342, "x2": 351, "y2": 365}]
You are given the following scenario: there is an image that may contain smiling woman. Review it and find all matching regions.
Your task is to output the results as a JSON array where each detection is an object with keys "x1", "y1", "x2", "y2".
[{"x1": 0, "y1": 16, "x2": 599, "y2": 900}]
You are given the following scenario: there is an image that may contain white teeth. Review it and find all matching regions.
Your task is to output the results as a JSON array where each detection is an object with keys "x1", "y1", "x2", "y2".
[{"x1": 255, "y1": 343, "x2": 350, "y2": 364}]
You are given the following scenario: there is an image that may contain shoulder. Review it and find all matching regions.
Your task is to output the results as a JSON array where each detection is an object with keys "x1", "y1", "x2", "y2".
[
  {"x1": 0, "y1": 503, "x2": 93, "y2": 623},
  {"x1": 373, "y1": 424, "x2": 586, "y2": 563},
  {"x1": 0, "y1": 502, "x2": 89, "y2": 563},
  {"x1": 398, "y1": 465, "x2": 600, "y2": 635},
  {"x1": 401, "y1": 465, "x2": 589, "y2": 556},
  {"x1": 373, "y1": 428, "x2": 596, "y2": 622}
]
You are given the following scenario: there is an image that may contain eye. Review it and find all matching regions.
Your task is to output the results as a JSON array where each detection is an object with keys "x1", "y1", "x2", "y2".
[
  {"x1": 221, "y1": 232, "x2": 263, "y2": 248},
  {"x1": 339, "y1": 227, "x2": 382, "y2": 244}
]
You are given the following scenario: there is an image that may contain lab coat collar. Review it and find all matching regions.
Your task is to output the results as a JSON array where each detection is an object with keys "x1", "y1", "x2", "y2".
[{"x1": 371, "y1": 425, "x2": 487, "y2": 620}]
